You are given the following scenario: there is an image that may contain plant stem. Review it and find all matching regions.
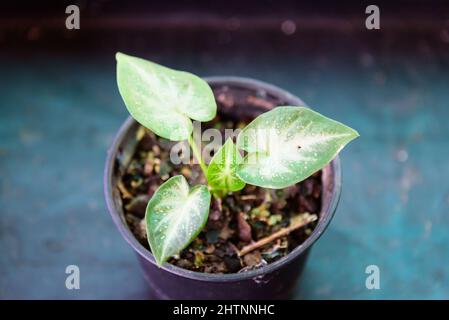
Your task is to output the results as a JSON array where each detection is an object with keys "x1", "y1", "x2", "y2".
[
  {"x1": 188, "y1": 135, "x2": 208, "y2": 177},
  {"x1": 212, "y1": 189, "x2": 225, "y2": 199},
  {"x1": 238, "y1": 213, "x2": 318, "y2": 256}
]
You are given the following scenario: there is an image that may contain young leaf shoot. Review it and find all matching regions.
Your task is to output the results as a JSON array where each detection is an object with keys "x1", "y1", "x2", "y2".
[
  {"x1": 145, "y1": 175, "x2": 211, "y2": 265},
  {"x1": 206, "y1": 138, "x2": 246, "y2": 193}
]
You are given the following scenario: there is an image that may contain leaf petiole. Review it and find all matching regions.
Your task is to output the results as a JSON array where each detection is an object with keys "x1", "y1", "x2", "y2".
[{"x1": 188, "y1": 135, "x2": 208, "y2": 177}]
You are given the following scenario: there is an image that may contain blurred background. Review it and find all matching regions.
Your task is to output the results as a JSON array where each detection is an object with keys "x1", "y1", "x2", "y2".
[{"x1": 1, "y1": 0, "x2": 449, "y2": 299}]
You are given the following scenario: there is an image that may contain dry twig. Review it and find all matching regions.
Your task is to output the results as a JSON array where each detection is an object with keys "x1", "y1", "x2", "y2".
[{"x1": 238, "y1": 213, "x2": 318, "y2": 256}]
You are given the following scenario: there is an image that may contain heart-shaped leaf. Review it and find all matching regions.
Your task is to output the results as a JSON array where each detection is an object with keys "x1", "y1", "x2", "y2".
[
  {"x1": 236, "y1": 106, "x2": 359, "y2": 189},
  {"x1": 145, "y1": 175, "x2": 211, "y2": 265},
  {"x1": 206, "y1": 138, "x2": 246, "y2": 193},
  {"x1": 116, "y1": 52, "x2": 216, "y2": 141}
]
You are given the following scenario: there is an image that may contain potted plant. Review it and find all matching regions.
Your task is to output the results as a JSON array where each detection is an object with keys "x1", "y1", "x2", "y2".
[{"x1": 104, "y1": 52, "x2": 358, "y2": 299}]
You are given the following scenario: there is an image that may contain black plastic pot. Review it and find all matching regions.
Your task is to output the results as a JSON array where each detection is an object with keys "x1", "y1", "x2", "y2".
[{"x1": 104, "y1": 76, "x2": 341, "y2": 299}]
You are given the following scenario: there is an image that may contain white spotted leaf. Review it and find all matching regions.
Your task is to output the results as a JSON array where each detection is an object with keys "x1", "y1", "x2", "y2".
[
  {"x1": 236, "y1": 106, "x2": 359, "y2": 189},
  {"x1": 206, "y1": 138, "x2": 246, "y2": 192},
  {"x1": 145, "y1": 175, "x2": 211, "y2": 265}
]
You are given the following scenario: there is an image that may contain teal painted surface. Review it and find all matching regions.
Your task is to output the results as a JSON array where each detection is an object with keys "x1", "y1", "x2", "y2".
[{"x1": 1, "y1": 30, "x2": 449, "y2": 299}]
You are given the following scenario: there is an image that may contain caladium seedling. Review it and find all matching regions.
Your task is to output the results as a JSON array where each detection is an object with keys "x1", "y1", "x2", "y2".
[
  {"x1": 116, "y1": 52, "x2": 359, "y2": 266},
  {"x1": 116, "y1": 52, "x2": 216, "y2": 141}
]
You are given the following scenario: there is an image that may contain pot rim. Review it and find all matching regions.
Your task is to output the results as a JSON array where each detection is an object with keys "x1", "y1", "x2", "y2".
[{"x1": 104, "y1": 76, "x2": 341, "y2": 283}]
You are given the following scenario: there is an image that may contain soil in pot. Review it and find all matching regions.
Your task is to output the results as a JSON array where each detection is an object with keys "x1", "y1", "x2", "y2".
[{"x1": 117, "y1": 85, "x2": 322, "y2": 274}]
